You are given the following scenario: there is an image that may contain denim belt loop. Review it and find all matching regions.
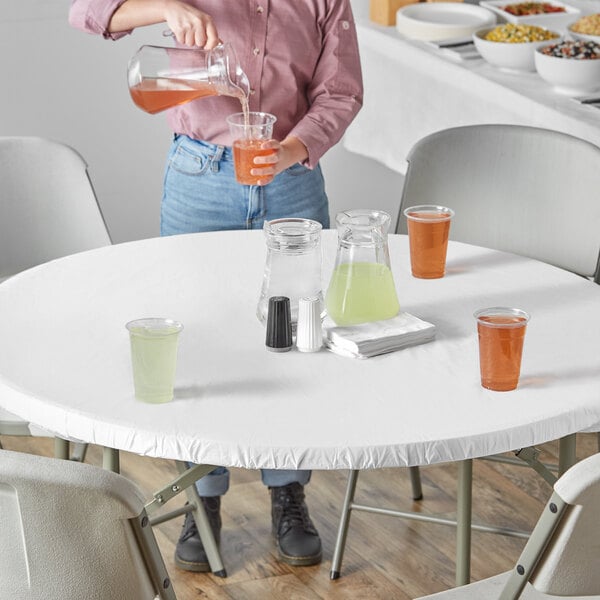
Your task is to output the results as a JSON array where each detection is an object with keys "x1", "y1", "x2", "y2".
[{"x1": 211, "y1": 145, "x2": 225, "y2": 173}]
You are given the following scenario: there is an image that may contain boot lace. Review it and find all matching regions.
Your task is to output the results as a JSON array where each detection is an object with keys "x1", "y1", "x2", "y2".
[
  {"x1": 179, "y1": 511, "x2": 199, "y2": 543},
  {"x1": 179, "y1": 498, "x2": 221, "y2": 543},
  {"x1": 274, "y1": 483, "x2": 316, "y2": 537}
]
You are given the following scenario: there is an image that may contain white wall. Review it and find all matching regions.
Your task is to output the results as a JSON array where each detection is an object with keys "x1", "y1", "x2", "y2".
[
  {"x1": 321, "y1": 145, "x2": 404, "y2": 229},
  {"x1": 1, "y1": 0, "x2": 403, "y2": 243}
]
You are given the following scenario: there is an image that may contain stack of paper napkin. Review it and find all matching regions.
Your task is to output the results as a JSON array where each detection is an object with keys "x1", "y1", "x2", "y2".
[{"x1": 323, "y1": 312, "x2": 436, "y2": 358}]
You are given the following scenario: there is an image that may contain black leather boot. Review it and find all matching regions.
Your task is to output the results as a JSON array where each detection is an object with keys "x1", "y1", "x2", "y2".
[
  {"x1": 270, "y1": 482, "x2": 322, "y2": 566},
  {"x1": 174, "y1": 497, "x2": 221, "y2": 572}
]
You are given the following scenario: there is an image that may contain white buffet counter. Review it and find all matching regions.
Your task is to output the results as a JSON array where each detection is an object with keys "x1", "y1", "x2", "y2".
[{"x1": 347, "y1": 0, "x2": 600, "y2": 173}]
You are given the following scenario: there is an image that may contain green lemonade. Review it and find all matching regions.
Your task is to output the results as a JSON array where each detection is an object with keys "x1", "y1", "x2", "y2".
[
  {"x1": 326, "y1": 262, "x2": 400, "y2": 326},
  {"x1": 129, "y1": 326, "x2": 180, "y2": 403}
]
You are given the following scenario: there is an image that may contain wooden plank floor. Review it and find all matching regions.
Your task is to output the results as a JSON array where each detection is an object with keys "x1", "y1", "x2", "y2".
[{"x1": 3, "y1": 434, "x2": 597, "y2": 599}]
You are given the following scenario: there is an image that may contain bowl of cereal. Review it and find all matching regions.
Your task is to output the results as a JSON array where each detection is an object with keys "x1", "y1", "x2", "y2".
[
  {"x1": 568, "y1": 14, "x2": 600, "y2": 44},
  {"x1": 473, "y1": 24, "x2": 560, "y2": 71},
  {"x1": 535, "y1": 40, "x2": 600, "y2": 95}
]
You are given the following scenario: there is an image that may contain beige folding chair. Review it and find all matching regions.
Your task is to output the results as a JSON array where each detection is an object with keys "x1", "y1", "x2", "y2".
[
  {"x1": 0, "y1": 448, "x2": 176, "y2": 599},
  {"x1": 415, "y1": 451, "x2": 600, "y2": 599},
  {"x1": 0, "y1": 136, "x2": 111, "y2": 460},
  {"x1": 0, "y1": 137, "x2": 226, "y2": 578},
  {"x1": 331, "y1": 125, "x2": 600, "y2": 583}
]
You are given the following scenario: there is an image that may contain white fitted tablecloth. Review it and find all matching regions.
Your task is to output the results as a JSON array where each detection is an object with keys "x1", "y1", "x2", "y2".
[
  {"x1": 346, "y1": 0, "x2": 600, "y2": 174},
  {"x1": 0, "y1": 230, "x2": 598, "y2": 470}
]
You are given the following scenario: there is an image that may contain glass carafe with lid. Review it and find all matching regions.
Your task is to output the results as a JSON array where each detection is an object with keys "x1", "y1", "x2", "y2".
[
  {"x1": 325, "y1": 209, "x2": 400, "y2": 326},
  {"x1": 127, "y1": 42, "x2": 249, "y2": 114},
  {"x1": 257, "y1": 219, "x2": 323, "y2": 331}
]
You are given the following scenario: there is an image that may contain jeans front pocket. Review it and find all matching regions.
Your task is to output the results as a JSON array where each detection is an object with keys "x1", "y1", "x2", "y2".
[
  {"x1": 168, "y1": 137, "x2": 212, "y2": 176},
  {"x1": 285, "y1": 162, "x2": 311, "y2": 177}
]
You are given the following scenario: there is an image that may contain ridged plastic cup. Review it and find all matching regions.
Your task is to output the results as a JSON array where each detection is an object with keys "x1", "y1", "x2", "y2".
[
  {"x1": 404, "y1": 205, "x2": 454, "y2": 279},
  {"x1": 475, "y1": 307, "x2": 529, "y2": 391},
  {"x1": 227, "y1": 111, "x2": 277, "y2": 185},
  {"x1": 126, "y1": 318, "x2": 183, "y2": 403}
]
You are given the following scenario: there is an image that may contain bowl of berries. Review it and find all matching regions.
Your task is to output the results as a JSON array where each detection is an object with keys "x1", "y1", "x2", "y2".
[{"x1": 534, "y1": 39, "x2": 600, "y2": 95}]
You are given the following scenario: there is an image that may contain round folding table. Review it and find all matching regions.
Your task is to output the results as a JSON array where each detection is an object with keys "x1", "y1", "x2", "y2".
[{"x1": 0, "y1": 230, "x2": 598, "y2": 583}]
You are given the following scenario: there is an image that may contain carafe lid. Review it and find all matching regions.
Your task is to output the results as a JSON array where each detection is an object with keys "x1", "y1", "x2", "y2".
[
  {"x1": 335, "y1": 209, "x2": 391, "y2": 246},
  {"x1": 264, "y1": 218, "x2": 322, "y2": 252}
]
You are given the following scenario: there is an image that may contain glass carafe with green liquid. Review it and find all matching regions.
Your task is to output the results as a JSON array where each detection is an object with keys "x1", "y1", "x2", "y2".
[{"x1": 326, "y1": 209, "x2": 400, "y2": 326}]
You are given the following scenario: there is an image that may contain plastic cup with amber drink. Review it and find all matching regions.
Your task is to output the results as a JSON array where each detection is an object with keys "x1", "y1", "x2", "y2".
[
  {"x1": 227, "y1": 112, "x2": 277, "y2": 185},
  {"x1": 404, "y1": 205, "x2": 454, "y2": 279},
  {"x1": 475, "y1": 307, "x2": 530, "y2": 391}
]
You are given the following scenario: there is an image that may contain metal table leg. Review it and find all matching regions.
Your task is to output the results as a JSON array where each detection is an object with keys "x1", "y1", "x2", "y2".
[
  {"x1": 456, "y1": 459, "x2": 472, "y2": 587},
  {"x1": 558, "y1": 434, "x2": 577, "y2": 476},
  {"x1": 54, "y1": 437, "x2": 70, "y2": 460},
  {"x1": 330, "y1": 469, "x2": 359, "y2": 580},
  {"x1": 103, "y1": 446, "x2": 120, "y2": 473}
]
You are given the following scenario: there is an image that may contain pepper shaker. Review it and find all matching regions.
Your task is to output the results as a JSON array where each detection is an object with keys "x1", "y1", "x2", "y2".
[{"x1": 265, "y1": 296, "x2": 293, "y2": 352}]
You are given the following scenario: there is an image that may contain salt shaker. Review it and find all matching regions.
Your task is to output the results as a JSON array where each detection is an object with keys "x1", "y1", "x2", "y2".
[{"x1": 296, "y1": 297, "x2": 323, "y2": 353}]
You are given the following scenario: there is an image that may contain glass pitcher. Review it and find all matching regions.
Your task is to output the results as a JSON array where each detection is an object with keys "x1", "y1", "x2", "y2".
[
  {"x1": 257, "y1": 219, "x2": 323, "y2": 331},
  {"x1": 325, "y1": 209, "x2": 400, "y2": 326},
  {"x1": 127, "y1": 42, "x2": 249, "y2": 114}
]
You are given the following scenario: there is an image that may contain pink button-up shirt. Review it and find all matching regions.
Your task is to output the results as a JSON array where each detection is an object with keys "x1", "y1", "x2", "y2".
[{"x1": 69, "y1": 0, "x2": 363, "y2": 168}]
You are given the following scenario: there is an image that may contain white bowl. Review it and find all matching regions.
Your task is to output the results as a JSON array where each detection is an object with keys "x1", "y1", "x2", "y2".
[
  {"x1": 396, "y1": 3, "x2": 496, "y2": 42},
  {"x1": 479, "y1": 0, "x2": 580, "y2": 28},
  {"x1": 535, "y1": 43, "x2": 600, "y2": 95},
  {"x1": 473, "y1": 26, "x2": 560, "y2": 71},
  {"x1": 568, "y1": 22, "x2": 600, "y2": 44}
]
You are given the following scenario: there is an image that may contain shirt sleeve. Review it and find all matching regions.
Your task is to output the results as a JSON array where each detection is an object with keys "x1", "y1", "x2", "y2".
[
  {"x1": 287, "y1": 0, "x2": 364, "y2": 169},
  {"x1": 68, "y1": 0, "x2": 132, "y2": 40}
]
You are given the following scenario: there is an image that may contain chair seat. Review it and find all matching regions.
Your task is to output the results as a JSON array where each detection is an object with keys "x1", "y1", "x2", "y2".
[
  {"x1": 0, "y1": 448, "x2": 175, "y2": 599},
  {"x1": 415, "y1": 573, "x2": 600, "y2": 599}
]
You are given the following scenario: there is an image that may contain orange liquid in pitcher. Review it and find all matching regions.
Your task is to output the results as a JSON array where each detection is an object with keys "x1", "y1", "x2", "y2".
[
  {"x1": 407, "y1": 212, "x2": 452, "y2": 279},
  {"x1": 129, "y1": 77, "x2": 218, "y2": 114},
  {"x1": 232, "y1": 139, "x2": 276, "y2": 185},
  {"x1": 477, "y1": 316, "x2": 527, "y2": 391}
]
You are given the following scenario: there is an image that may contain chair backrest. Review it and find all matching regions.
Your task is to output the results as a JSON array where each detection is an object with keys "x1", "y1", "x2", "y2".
[
  {"x1": 0, "y1": 136, "x2": 111, "y2": 279},
  {"x1": 0, "y1": 449, "x2": 174, "y2": 599},
  {"x1": 396, "y1": 125, "x2": 600, "y2": 282},
  {"x1": 529, "y1": 452, "x2": 600, "y2": 596}
]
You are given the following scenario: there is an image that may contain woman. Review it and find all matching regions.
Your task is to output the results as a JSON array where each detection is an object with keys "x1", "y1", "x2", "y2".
[{"x1": 69, "y1": 0, "x2": 363, "y2": 572}]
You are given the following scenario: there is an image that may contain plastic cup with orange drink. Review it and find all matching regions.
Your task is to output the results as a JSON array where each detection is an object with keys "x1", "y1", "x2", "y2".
[
  {"x1": 227, "y1": 111, "x2": 277, "y2": 185},
  {"x1": 474, "y1": 307, "x2": 530, "y2": 392},
  {"x1": 404, "y1": 205, "x2": 454, "y2": 279}
]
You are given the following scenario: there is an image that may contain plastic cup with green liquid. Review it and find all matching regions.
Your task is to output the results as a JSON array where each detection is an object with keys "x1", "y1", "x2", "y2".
[{"x1": 126, "y1": 318, "x2": 183, "y2": 403}]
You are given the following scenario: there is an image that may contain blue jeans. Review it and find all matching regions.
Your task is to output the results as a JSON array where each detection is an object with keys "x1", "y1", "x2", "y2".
[
  {"x1": 162, "y1": 135, "x2": 324, "y2": 495},
  {"x1": 161, "y1": 135, "x2": 330, "y2": 234}
]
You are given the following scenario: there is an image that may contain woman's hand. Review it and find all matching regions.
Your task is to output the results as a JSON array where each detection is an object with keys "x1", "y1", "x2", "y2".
[
  {"x1": 163, "y1": 0, "x2": 220, "y2": 48},
  {"x1": 108, "y1": 0, "x2": 220, "y2": 48},
  {"x1": 251, "y1": 137, "x2": 309, "y2": 186}
]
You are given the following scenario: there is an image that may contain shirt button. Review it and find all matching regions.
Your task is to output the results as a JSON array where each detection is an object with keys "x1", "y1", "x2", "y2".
[
  {"x1": 250, "y1": 89, "x2": 256, "y2": 95},
  {"x1": 341, "y1": 20, "x2": 350, "y2": 30},
  {"x1": 256, "y1": 5, "x2": 264, "y2": 13},
  {"x1": 253, "y1": 47, "x2": 260, "y2": 56}
]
